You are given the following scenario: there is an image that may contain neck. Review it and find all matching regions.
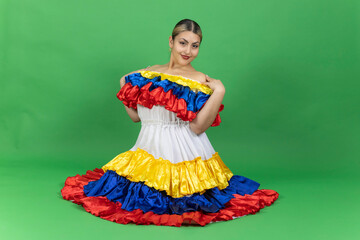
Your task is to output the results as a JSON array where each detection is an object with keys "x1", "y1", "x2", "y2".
[{"x1": 166, "y1": 56, "x2": 194, "y2": 72}]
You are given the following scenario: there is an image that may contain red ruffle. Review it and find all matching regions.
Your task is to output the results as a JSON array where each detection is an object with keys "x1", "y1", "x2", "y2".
[
  {"x1": 117, "y1": 82, "x2": 224, "y2": 127},
  {"x1": 61, "y1": 168, "x2": 279, "y2": 227}
]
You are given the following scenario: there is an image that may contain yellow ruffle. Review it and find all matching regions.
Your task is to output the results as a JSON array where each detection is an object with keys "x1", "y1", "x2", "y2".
[
  {"x1": 101, "y1": 147, "x2": 233, "y2": 198},
  {"x1": 138, "y1": 70, "x2": 214, "y2": 95}
]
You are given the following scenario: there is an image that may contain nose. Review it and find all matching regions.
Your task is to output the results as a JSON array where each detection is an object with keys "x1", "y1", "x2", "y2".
[{"x1": 185, "y1": 45, "x2": 191, "y2": 54}]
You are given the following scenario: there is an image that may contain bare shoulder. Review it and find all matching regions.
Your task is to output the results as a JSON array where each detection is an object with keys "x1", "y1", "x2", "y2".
[
  {"x1": 150, "y1": 65, "x2": 207, "y2": 83},
  {"x1": 125, "y1": 64, "x2": 158, "y2": 77},
  {"x1": 125, "y1": 67, "x2": 148, "y2": 76},
  {"x1": 182, "y1": 70, "x2": 207, "y2": 83},
  {"x1": 146, "y1": 64, "x2": 162, "y2": 71},
  {"x1": 193, "y1": 71, "x2": 207, "y2": 83}
]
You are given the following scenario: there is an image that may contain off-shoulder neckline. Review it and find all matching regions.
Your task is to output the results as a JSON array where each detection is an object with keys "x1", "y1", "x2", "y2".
[
  {"x1": 135, "y1": 69, "x2": 213, "y2": 95},
  {"x1": 137, "y1": 70, "x2": 203, "y2": 84}
]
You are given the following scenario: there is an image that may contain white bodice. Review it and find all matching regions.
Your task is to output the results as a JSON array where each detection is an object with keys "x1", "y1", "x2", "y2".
[{"x1": 129, "y1": 104, "x2": 216, "y2": 163}]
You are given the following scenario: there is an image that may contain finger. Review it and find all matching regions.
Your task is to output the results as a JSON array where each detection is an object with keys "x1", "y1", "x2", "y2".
[
  {"x1": 205, "y1": 75, "x2": 210, "y2": 82},
  {"x1": 200, "y1": 79, "x2": 208, "y2": 85}
]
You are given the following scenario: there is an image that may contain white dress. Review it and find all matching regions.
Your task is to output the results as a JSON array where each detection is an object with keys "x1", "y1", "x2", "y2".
[
  {"x1": 130, "y1": 104, "x2": 216, "y2": 164},
  {"x1": 60, "y1": 69, "x2": 279, "y2": 227}
]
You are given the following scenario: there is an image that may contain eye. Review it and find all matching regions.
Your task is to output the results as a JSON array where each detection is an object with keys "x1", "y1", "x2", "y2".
[
  {"x1": 180, "y1": 42, "x2": 185, "y2": 45},
  {"x1": 193, "y1": 45, "x2": 199, "y2": 48}
]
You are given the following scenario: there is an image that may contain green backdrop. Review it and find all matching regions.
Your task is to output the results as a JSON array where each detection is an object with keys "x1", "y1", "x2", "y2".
[{"x1": 1, "y1": 0, "x2": 359, "y2": 239}]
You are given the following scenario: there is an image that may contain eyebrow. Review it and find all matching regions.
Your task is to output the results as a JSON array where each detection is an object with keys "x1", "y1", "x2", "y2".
[{"x1": 180, "y1": 38, "x2": 200, "y2": 44}]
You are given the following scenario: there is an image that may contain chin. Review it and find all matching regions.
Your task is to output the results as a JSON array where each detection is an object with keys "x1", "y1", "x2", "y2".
[
  {"x1": 181, "y1": 57, "x2": 191, "y2": 62},
  {"x1": 176, "y1": 58, "x2": 187, "y2": 64}
]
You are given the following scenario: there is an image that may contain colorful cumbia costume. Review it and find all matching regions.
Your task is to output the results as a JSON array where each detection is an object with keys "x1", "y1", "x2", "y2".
[{"x1": 61, "y1": 70, "x2": 279, "y2": 227}]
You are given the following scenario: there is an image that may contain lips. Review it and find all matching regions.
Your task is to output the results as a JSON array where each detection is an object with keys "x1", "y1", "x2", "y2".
[{"x1": 181, "y1": 54, "x2": 190, "y2": 60}]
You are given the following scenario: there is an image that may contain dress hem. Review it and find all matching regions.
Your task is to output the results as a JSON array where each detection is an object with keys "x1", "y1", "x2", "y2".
[{"x1": 61, "y1": 168, "x2": 279, "y2": 227}]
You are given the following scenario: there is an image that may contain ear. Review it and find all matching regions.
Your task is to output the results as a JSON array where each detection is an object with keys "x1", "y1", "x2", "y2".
[{"x1": 169, "y1": 36, "x2": 173, "y2": 48}]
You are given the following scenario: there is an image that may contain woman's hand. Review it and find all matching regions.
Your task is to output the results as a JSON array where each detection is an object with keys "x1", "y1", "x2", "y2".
[{"x1": 200, "y1": 75, "x2": 225, "y2": 93}]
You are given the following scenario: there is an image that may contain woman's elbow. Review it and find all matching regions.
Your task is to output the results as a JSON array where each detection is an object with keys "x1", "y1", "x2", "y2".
[
  {"x1": 189, "y1": 122, "x2": 204, "y2": 135},
  {"x1": 132, "y1": 117, "x2": 141, "y2": 123},
  {"x1": 128, "y1": 113, "x2": 140, "y2": 123}
]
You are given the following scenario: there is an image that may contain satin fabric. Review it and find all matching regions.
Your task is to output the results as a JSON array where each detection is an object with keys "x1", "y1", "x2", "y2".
[
  {"x1": 117, "y1": 71, "x2": 224, "y2": 127},
  {"x1": 102, "y1": 147, "x2": 234, "y2": 198},
  {"x1": 138, "y1": 70, "x2": 214, "y2": 95},
  {"x1": 83, "y1": 170, "x2": 260, "y2": 215},
  {"x1": 60, "y1": 70, "x2": 280, "y2": 227},
  {"x1": 126, "y1": 72, "x2": 210, "y2": 112},
  {"x1": 61, "y1": 168, "x2": 279, "y2": 227}
]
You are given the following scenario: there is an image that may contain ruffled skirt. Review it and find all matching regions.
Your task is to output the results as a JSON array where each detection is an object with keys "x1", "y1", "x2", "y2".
[
  {"x1": 61, "y1": 163, "x2": 279, "y2": 227},
  {"x1": 60, "y1": 103, "x2": 279, "y2": 226}
]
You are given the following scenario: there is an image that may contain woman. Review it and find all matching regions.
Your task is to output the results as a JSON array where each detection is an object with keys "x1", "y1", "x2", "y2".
[{"x1": 61, "y1": 18, "x2": 279, "y2": 227}]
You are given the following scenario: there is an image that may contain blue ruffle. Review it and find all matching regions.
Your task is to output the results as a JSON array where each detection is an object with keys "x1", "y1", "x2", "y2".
[
  {"x1": 125, "y1": 73, "x2": 210, "y2": 113},
  {"x1": 83, "y1": 170, "x2": 260, "y2": 215}
]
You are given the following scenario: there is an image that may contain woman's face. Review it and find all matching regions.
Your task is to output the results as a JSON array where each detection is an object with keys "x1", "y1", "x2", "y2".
[{"x1": 169, "y1": 31, "x2": 201, "y2": 65}]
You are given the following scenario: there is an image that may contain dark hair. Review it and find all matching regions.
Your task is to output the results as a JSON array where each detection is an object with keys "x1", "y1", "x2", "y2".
[{"x1": 171, "y1": 19, "x2": 203, "y2": 44}]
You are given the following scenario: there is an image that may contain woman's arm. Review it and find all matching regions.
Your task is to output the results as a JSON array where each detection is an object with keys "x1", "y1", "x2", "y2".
[
  {"x1": 119, "y1": 67, "x2": 149, "y2": 122},
  {"x1": 189, "y1": 75, "x2": 226, "y2": 135}
]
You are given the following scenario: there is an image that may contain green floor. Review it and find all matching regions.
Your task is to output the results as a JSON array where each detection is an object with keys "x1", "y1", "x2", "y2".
[{"x1": 1, "y1": 157, "x2": 359, "y2": 240}]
